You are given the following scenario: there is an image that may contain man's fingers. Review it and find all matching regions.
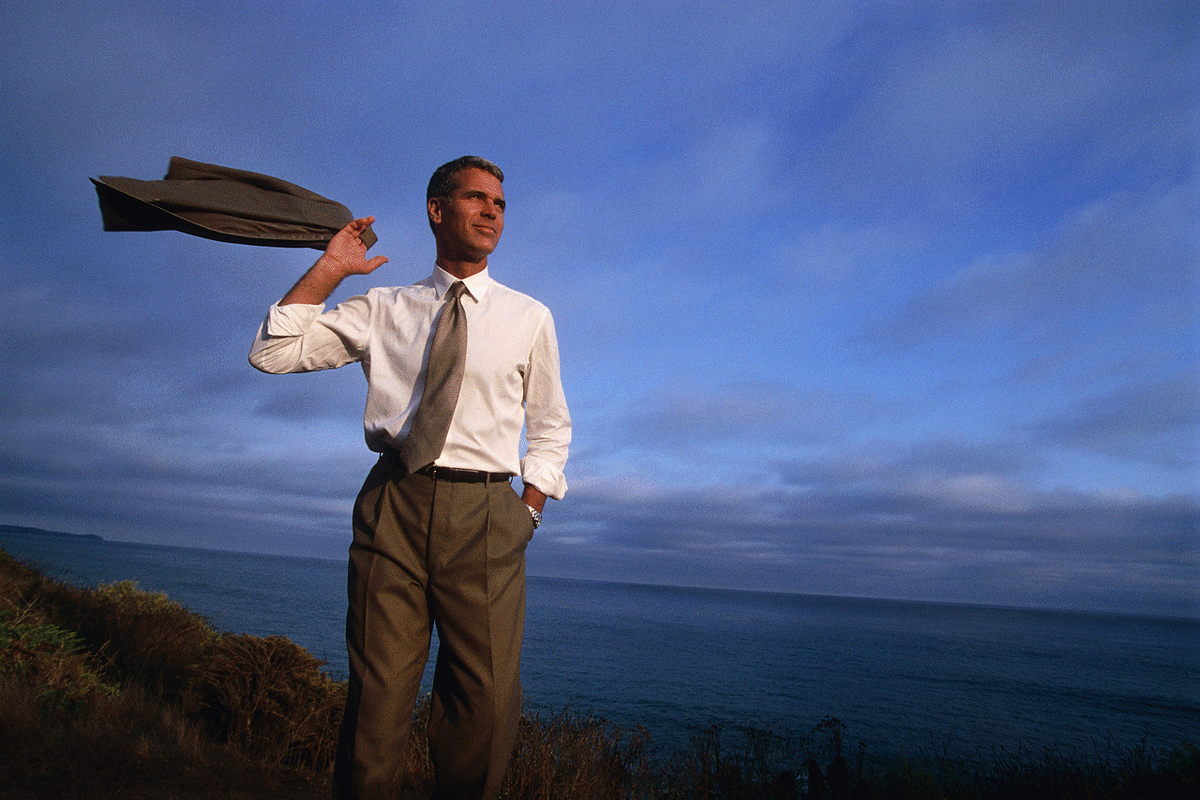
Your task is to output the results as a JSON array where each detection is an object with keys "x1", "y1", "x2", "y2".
[
  {"x1": 327, "y1": 217, "x2": 384, "y2": 273},
  {"x1": 339, "y1": 216, "x2": 375, "y2": 239}
]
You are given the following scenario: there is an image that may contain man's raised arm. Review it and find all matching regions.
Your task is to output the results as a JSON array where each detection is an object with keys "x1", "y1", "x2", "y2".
[
  {"x1": 279, "y1": 216, "x2": 389, "y2": 306},
  {"x1": 248, "y1": 217, "x2": 388, "y2": 374}
]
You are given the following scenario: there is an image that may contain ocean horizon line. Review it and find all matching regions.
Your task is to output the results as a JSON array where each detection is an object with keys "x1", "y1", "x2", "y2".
[{"x1": 4, "y1": 523, "x2": 1196, "y2": 623}]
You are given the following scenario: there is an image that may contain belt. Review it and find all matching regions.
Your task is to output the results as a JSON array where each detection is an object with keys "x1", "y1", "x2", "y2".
[
  {"x1": 416, "y1": 465, "x2": 512, "y2": 483},
  {"x1": 378, "y1": 450, "x2": 511, "y2": 483},
  {"x1": 379, "y1": 450, "x2": 511, "y2": 482}
]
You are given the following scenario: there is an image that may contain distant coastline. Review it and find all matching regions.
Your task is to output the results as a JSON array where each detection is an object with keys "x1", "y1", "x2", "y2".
[
  {"x1": 0, "y1": 524, "x2": 104, "y2": 542},
  {"x1": 0, "y1": 523, "x2": 1195, "y2": 620}
]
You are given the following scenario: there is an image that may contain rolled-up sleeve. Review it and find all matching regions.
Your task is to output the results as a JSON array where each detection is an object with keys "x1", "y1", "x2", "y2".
[
  {"x1": 520, "y1": 310, "x2": 571, "y2": 500},
  {"x1": 248, "y1": 296, "x2": 371, "y2": 374}
]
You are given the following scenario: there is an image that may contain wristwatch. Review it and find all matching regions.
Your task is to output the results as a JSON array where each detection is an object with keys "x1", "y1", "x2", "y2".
[{"x1": 525, "y1": 504, "x2": 542, "y2": 529}]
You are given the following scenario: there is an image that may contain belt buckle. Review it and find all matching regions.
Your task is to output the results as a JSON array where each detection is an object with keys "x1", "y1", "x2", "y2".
[{"x1": 424, "y1": 465, "x2": 461, "y2": 481}]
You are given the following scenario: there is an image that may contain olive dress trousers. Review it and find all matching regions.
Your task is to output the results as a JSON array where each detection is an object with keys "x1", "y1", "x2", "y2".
[{"x1": 334, "y1": 456, "x2": 535, "y2": 800}]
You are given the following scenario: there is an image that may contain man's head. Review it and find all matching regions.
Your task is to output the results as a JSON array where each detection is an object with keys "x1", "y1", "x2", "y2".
[
  {"x1": 427, "y1": 156, "x2": 504, "y2": 208},
  {"x1": 426, "y1": 156, "x2": 506, "y2": 269}
]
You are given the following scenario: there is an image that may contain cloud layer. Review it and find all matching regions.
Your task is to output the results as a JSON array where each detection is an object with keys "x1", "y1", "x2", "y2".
[{"x1": 2, "y1": 0, "x2": 1196, "y2": 617}]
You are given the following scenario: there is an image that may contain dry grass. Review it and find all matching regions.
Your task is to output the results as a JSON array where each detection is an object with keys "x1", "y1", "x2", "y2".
[
  {"x1": 183, "y1": 632, "x2": 346, "y2": 770},
  {"x1": 0, "y1": 550, "x2": 329, "y2": 799},
  {"x1": 503, "y1": 706, "x2": 658, "y2": 798},
  {"x1": 2, "y1": 548, "x2": 1196, "y2": 800}
]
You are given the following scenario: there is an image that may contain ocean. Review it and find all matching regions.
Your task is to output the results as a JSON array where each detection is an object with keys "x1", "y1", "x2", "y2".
[{"x1": 2, "y1": 527, "x2": 1196, "y2": 759}]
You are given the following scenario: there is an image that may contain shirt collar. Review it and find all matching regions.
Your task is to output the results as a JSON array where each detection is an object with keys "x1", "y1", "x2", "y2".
[{"x1": 432, "y1": 264, "x2": 491, "y2": 302}]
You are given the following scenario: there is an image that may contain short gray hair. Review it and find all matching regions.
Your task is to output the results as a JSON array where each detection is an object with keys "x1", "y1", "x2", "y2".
[{"x1": 426, "y1": 156, "x2": 504, "y2": 201}]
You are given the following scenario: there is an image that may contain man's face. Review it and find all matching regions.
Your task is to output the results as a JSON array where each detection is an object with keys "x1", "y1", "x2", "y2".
[{"x1": 429, "y1": 167, "x2": 505, "y2": 263}]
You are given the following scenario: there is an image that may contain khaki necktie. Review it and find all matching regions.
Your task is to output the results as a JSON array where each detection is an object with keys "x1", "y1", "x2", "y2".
[{"x1": 399, "y1": 281, "x2": 468, "y2": 472}]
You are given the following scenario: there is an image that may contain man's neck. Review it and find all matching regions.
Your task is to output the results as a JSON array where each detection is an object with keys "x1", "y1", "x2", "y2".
[{"x1": 435, "y1": 256, "x2": 488, "y2": 280}]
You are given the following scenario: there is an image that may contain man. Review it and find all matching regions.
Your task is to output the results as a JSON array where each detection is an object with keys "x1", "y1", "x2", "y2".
[{"x1": 249, "y1": 156, "x2": 570, "y2": 800}]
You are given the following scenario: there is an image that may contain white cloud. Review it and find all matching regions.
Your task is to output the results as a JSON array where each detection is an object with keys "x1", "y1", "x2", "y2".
[{"x1": 860, "y1": 179, "x2": 1196, "y2": 351}]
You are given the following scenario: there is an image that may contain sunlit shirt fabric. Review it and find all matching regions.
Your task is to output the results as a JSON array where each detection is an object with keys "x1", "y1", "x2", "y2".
[{"x1": 249, "y1": 265, "x2": 570, "y2": 499}]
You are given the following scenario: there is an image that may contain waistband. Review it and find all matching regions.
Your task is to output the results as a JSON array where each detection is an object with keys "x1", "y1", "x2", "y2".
[
  {"x1": 378, "y1": 450, "x2": 512, "y2": 483},
  {"x1": 415, "y1": 464, "x2": 513, "y2": 483}
]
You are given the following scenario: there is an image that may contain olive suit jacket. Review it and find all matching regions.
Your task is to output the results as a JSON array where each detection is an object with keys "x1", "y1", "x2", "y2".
[{"x1": 91, "y1": 156, "x2": 377, "y2": 250}]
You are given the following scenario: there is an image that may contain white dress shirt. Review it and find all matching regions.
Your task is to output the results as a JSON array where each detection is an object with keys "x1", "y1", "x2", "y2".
[{"x1": 249, "y1": 265, "x2": 570, "y2": 499}]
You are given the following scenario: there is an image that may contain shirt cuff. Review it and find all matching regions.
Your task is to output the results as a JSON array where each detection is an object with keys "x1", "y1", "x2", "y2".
[
  {"x1": 264, "y1": 302, "x2": 325, "y2": 336},
  {"x1": 520, "y1": 455, "x2": 568, "y2": 500}
]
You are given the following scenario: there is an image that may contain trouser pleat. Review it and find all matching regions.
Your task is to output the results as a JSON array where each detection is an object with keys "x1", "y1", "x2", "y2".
[{"x1": 334, "y1": 461, "x2": 531, "y2": 800}]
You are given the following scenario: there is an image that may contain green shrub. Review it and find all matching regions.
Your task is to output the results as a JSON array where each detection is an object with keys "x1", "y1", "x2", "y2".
[
  {"x1": 79, "y1": 578, "x2": 220, "y2": 698},
  {"x1": 0, "y1": 606, "x2": 118, "y2": 715}
]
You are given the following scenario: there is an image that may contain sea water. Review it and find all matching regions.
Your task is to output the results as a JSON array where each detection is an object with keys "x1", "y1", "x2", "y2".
[{"x1": 2, "y1": 528, "x2": 1196, "y2": 758}]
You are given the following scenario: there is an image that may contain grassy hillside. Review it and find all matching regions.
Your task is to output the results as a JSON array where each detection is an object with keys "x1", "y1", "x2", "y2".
[{"x1": 1, "y1": 548, "x2": 1195, "y2": 799}]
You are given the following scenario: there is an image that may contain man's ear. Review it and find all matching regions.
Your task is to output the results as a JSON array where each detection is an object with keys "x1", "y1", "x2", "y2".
[{"x1": 427, "y1": 196, "x2": 443, "y2": 227}]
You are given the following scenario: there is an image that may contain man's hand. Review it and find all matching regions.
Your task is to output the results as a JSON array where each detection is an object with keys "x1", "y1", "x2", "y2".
[
  {"x1": 521, "y1": 485, "x2": 547, "y2": 514},
  {"x1": 321, "y1": 216, "x2": 389, "y2": 277},
  {"x1": 280, "y1": 217, "x2": 389, "y2": 306}
]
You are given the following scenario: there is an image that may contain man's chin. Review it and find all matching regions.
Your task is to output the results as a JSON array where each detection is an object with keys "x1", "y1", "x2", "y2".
[{"x1": 470, "y1": 239, "x2": 500, "y2": 258}]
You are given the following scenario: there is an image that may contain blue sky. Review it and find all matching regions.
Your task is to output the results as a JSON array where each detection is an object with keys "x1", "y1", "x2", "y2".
[{"x1": 2, "y1": 1, "x2": 1196, "y2": 617}]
